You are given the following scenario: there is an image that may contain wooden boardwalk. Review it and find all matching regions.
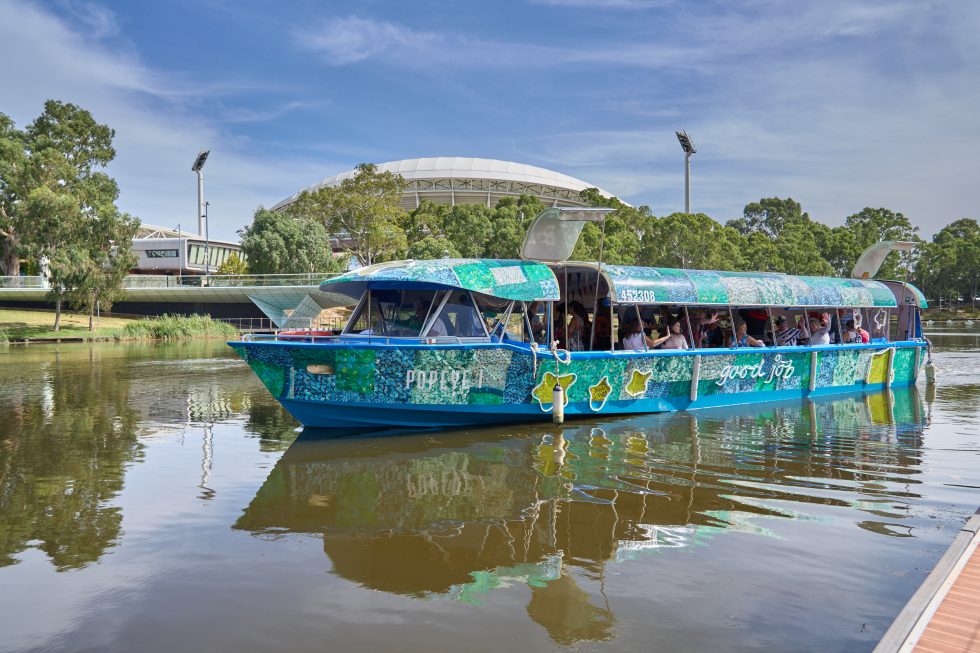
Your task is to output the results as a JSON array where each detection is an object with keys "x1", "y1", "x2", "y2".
[{"x1": 876, "y1": 510, "x2": 980, "y2": 653}]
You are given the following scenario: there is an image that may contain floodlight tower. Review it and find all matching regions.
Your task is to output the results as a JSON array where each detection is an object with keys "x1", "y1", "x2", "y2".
[
  {"x1": 191, "y1": 149, "x2": 211, "y2": 275},
  {"x1": 675, "y1": 130, "x2": 696, "y2": 214}
]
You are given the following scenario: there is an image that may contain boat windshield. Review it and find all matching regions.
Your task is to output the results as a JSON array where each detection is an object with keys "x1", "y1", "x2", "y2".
[{"x1": 342, "y1": 289, "x2": 492, "y2": 340}]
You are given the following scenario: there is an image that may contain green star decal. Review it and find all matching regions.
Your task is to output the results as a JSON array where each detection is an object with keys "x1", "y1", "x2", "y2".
[
  {"x1": 588, "y1": 376, "x2": 613, "y2": 412},
  {"x1": 531, "y1": 372, "x2": 577, "y2": 412},
  {"x1": 624, "y1": 369, "x2": 653, "y2": 397}
]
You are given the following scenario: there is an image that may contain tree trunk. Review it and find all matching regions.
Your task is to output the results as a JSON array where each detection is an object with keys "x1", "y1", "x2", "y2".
[
  {"x1": 0, "y1": 235, "x2": 19, "y2": 277},
  {"x1": 53, "y1": 296, "x2": 62, "y2": 332},
  {"x1": 89, "y1": 303, "x2": 94, "y2": 332}
]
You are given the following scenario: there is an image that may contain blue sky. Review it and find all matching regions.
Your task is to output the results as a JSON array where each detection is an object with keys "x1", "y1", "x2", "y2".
[{"x1": 1, "y1": 0, "x2": 978, "y2": 241}]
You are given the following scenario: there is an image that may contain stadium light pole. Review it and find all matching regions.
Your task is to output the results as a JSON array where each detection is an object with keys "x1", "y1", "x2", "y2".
[
  {"x1": 191, "y1": 148, "x2": 211, "y2": 278},
  {"x1": 675, "y1": 131, "x2": 696, "y2": 214}
]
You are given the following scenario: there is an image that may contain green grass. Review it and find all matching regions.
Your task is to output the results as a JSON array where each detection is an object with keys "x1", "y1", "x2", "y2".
[
  {"x1": 121, "y1": 314, "x2": 238, "y2": 340},
  {"x1": 0, "y1": 309, "x2": 238, "y2": 341},
  {"x1": 0, "y1": 308, "x2": 132, "y2": 340}
]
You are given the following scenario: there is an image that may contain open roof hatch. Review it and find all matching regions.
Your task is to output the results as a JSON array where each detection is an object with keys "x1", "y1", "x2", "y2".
[
  {"x1": 519, "y1": 207, "x2": 615, "y2": 262},
  {"x1": 851, "y1": 241, "x2": 917, "y2": 280}
]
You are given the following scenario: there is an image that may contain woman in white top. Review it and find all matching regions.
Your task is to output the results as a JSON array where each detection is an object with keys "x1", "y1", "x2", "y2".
[
  {"x1": 622, "y1": 318, "x2": 658, "y2": 350},
  {"x1": 651, "y1": 320, "x2": 689, "y2": 350},
  {"x1": 808, "y1": 315, "x2": 831, "y2": 345}
]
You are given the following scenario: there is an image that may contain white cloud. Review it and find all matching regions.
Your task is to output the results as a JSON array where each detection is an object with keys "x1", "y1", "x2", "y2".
[
  {"x1": 0, "y1": 1, "x2": 341, "y2": 240},
  {"x1": 295, "y1": 15, "x2": 440, "y2": 65}
]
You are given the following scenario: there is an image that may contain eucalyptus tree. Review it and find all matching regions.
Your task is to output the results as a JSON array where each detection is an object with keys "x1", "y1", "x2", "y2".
[
  {"x1": 0, "y1": 101, "x2": 137, "y2": 329},
  {"x1": 286, "y1": 163, "x2": 407, "y2": 267}
]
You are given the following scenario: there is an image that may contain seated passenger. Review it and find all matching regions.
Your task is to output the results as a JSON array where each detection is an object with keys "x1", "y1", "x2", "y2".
[
  {"x1": 565, "y1": 302, "x2": 590, "y2": 352},
  {"x1": 527, "y1": 302, "x2": 547, "y2": 344},
  {"x1": 774, "y1": 315, "x2": 809, "y2": 346},
  {"x1": 622, "y1": 317, "x2": 658, "y2": 351},
  {"x1": 414, "y1": 300, "x2": 448, "y2": 338},
  {"x1": 651, "y1": 319, "x2": 689, "y2": 350},
  {"x1": 852, "y1": 312, "x2": 870, "y2": 343},
  {"x1": 692, "y1": 310, "x2": 721, "y2": 348},
  {"x1": 738, "y1": 308, "x2": 769, "y2": 339},
  {"x1": 808, "y1": 314, "x2": 832, "y2": 345},
  {"x1": 731, "y1": 320, "x2": 765, "y2": 348},
  {"x1": 841, "y1": 319, "x2": 862, "y2": 344}
]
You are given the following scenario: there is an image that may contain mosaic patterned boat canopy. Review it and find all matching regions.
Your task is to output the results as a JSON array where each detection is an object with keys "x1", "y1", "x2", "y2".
[
  {"x1": 598, "y1": 264, "x2": 926, "y2": 308},
  {"x1": 321, "y1": 259, "x2": 561, "y2": 302}
]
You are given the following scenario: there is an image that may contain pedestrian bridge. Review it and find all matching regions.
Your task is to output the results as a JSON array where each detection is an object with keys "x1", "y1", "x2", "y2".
[{"x1": 0, "y1": 274, "x2": 348, "y2": 329}]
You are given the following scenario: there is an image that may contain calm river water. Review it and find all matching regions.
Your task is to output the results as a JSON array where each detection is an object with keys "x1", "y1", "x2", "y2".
[{"x1": 1, "y1": 330, "x2": 979, "y2": 652}]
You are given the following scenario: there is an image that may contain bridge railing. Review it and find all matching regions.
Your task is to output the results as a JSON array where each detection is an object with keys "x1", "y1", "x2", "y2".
[
  {"x1": 0, "y1": 276, "x2": 46, "y2": 289},
  {"x1": 0, "y1": 274, "x2": 342, "y2": 290},
  {"x1": 122, "y1": 273, "x2": 341, "y2": 288}
]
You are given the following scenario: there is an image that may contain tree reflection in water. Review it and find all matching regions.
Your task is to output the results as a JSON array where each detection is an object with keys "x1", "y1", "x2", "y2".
[
  {"x1": 0, "y1": 342, "x2": 291, "y2": 570},
  {"x1": 234, "y1": 387, "x2": 927, "y2": 645}
]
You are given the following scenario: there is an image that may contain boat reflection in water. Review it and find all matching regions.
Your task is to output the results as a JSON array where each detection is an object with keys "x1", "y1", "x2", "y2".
[{"x1": 234, "y1": 388, "x2": 927, "y2": 644}]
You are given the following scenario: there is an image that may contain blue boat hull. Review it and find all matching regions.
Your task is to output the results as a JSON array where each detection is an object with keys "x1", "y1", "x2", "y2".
[{"x1": 230, "y1": 339, "x2": 926, "y2": 430}]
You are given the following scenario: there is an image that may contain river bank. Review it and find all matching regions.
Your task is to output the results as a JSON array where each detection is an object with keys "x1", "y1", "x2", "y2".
[{"x1": 0, "y1": 309, "x2": 238, "y2": 344}]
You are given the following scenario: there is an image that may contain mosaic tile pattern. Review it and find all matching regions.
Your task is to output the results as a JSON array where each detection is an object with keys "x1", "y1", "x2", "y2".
[
  {"x1": 601, "y1": 265, "x2": 918, "y2": 308},
  {"x1": 234, "y1": 342, "x2": 922, "y2": 414},
  {"x1": 320, "y1": 259, "x2": 561, "y2": 302}
]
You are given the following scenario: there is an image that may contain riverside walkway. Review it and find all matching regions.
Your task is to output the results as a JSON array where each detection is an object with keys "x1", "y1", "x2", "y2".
[
  {"x1": 876, "y1": 510, "x2": 980, "y2": 652},
  {"x1": 0, "y1": 273, "x2": 342, "y2": 327}
]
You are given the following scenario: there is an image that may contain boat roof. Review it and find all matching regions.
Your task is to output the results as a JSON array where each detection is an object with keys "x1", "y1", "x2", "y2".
[
  {"x1": 587, "y1": 263, "x2": 920, "y2": 308},
  {"x1": 320, "y1": 259, "x2": 561, "y2": 302}
]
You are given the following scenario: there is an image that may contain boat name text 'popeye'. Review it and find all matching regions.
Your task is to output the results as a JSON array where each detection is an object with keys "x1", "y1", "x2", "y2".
[{"x1": 406, "y1": 368, "x2": 485, "y2": 391}]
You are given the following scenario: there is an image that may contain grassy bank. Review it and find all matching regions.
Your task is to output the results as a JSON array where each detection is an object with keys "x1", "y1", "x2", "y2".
[
  {"x1": 921, "y1": 307, "x2": 980, "y2": 321},
  {"x1": 0, "y1": 309, "x2": 238, "y2": 342}
]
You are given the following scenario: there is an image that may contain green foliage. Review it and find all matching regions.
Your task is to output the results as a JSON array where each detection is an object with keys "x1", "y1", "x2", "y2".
[
  {"x1": 640, "y1": 212, "x2": 745, "y2": 270},
  {"x1": 287, "y1": 163, "x2": 406, "y2": 267},
  {"x1": 844, "y1": 207, "x2": 920, "y2": 279},
  {"x1": 406, "y1": 236, "x2": 461, "y2": 260},
  {"x1": 571, "y1": 191, "x2": 645, "y2": 264},
  {"x1": 731, "y1": 197, "x2": 809, "y2": 239},
  {"x1": 239, "y1": 208, "x2": 339, "y2": 274},
  {"x1": 404, "y1": 202, "x2": 493, "y2": 258},
  {"x1": 121, "y1": 314, "x2": 238, "y2": 340},
  {"x1": 0, "y1": 101, "x2": 138, "y2": 330},
  {"x1": 915, "y1": 218, "x2": 980, "y2": 307},
  {"x1": 217, "y1": 252, "x2": 249, "y2": 275},
  {"x1": 482, "y1": 195, "x2": 542, "y2": 259}
]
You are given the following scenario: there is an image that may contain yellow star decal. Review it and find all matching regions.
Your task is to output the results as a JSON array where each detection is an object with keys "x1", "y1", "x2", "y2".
[
  {"x1": 531, "y1": 372, "x2": 577, "y2": 412},
  {"x1": 624, "y1": 369, "x2": 653, "y2": 397},
  {"x1": 588, "y1": 376, "x2": 613, "y2": 412}
]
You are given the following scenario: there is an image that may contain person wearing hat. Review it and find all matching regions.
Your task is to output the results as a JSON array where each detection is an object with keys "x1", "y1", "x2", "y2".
[
  {"x1": 774, "y1": 314, "x2": 809, "y2": 347},
  {"x1": 808, "y1": 313, "x2": 832, "y2": 345}
]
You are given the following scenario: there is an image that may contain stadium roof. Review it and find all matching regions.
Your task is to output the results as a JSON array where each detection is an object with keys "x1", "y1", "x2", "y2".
[{"x1": 271, "y1": 157, "x2": 624, "y2": 212}]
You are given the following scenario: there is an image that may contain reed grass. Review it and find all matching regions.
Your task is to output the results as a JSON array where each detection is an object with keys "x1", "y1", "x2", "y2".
[{"x1": 121, "y1": 314, "x2": 238, "y2": 340}]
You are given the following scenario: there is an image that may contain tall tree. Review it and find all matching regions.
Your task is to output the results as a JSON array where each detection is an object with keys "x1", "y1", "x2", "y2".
[
  {"x1": 1, "y1": 101, "x2": 118, "y2": 278},
  {"x1": 730, "y1": 197, "x2": 810, "y2": 239},
  {"x1": 482, "y1": 195, "x2": 543, "y2": 259},
  {"x1": 843, "y1": 207, "x2": 920, "y2": 279},
  {"x1": 1, "y1": 101, "x2": 134, "y2": 329},
  {"x1": 640, "y1": 213, "x2": 745, "y2": 270},
  {"x1": 287, "y1": 163, "x2": 406, "y2": 267},
  {"x1": 239, "y1": 208, "x2": 342, "y2": 274},
  {"x1": 915, "y1": 218, "x2": 980, "y2": 308},
  {"x1": 571, "y1": 190, "x2": 645, "y2": 264},
  {"x1": 403, "y1": 201, "x2": 493, "y2": 259}
]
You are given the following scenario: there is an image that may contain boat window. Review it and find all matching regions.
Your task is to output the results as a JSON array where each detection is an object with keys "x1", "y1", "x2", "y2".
[
  {"x1": 429, "y1": 290, "x2": 489, "y2": 339},
  {"x1": 343, "y1": 289, "x2": 441, "y2": 337},
  {"x1": 473, "y1": 294, "x2": 508, "y2": 336}
]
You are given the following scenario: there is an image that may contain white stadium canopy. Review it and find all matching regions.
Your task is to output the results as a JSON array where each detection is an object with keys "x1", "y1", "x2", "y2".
[{"x1": 271, "y1": 157, "x2": 624, "y2": 212}]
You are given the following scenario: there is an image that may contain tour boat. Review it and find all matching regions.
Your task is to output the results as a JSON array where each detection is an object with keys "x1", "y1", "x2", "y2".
[{"x1": 229, "y1": 208, "x2": 929, "y2": 429}]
